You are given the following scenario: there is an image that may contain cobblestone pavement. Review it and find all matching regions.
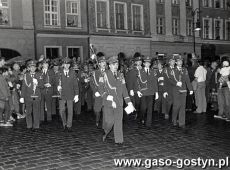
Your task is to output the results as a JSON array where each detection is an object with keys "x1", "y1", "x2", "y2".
[{"x1": 0, "y1": 111, "x2": 230, "y2": 170}]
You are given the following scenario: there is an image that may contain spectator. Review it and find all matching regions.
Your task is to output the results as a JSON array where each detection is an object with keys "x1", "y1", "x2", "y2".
[{"x1": 194, "y1": 60, "x2": 207, "y2": 114}]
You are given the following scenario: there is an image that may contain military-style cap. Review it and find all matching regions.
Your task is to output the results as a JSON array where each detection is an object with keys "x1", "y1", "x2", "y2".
[
  {"x1": 27, "y1": 60, "x2": 37, "y2": 67},
  {"x1": 168, "y1": 55, "x2": 176, "y2": 61},
  {"x1": 42, "y1": 58, "x2": 50, "y2": 64},
  {"x1": 143, "y1": 56, "x2": 151, "y2": 62},
  {"x1": 107, "y1": 56, "x2": 118, "y2": 64},
  {"x1": 98, "y1": 56, "x2": 106, "y2": 63},
  {"x1": 134, "y1": 56, "x2": 142, "y2": 62},
  {"x1": 175, "y1": 55, "x2": 183, "y2": 61},
  {"x1": 62, "y1": 57, "x2": 71, "y2": 64}
]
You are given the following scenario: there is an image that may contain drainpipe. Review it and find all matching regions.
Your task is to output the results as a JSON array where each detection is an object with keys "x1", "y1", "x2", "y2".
[{"x1": 32, "y1": 0, "x2": 37, "y2": 60}]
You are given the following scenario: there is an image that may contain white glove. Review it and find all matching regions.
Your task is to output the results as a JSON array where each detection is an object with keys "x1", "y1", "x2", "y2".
[
  {"x1": 57, "y1": 85, "x2": 62, "y2": 92},
  {"x1": 129, "y1": 90, "x2": 134, "y2": 96},
  {"x1": 155, "y1": 92, "x2": 159, "y2": 100},
  {"x1": 73, "y1": 95, "x2": 79, "y2": 103},
  {"x1": 19, "y1": 98, "x2": 24, "y2": 104},
  {"x1": 112, "y1": 101, "x2": 117, "y2": 108},
  {"x1": 176, "y1": 82, "x2": 182, "y2": 87},
  {"x1": 95, "y1": 92, "x2": 101, "y2": 97},
  {"x1": 84, "y1": 78, "x2": 89, "y2": 83},
  {"x1": 107, "y1": 95, "x2": 113, "y2": 101},
  {"x1": 190, "y1": 91, "x2": 193, "y2": 95},
  {"x1": 8, "y1": 82, "x2": 13, "y2": 87},
  {"x1": 16, "y1": 84, "x2": 21, "y2": 89},
  {"x1": 137, "y1": 91, "x2": 143, "y2": 98},
  {"x1": 158, "y1": 77, "x2": 164, "y2": 81},
  {"x1": 33, "y1": 78, "x2": 38, "y2": 85},
  {"x1": 163, "y1": 92, "x2": 168, "y2": 98},
  {"x1": 44, "y1": 83, "x2": 51, "y2": 87}
]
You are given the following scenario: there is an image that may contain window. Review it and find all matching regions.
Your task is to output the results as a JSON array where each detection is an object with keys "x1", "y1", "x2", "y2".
[
  {"x1": 0, "y1": 0, "x2": 10, "y2": 26},
  {"x1": 214, "y1": 0, "x2": 223, "y2": 8},
  {"x1": 172, "y1": 0, "x2": 179, "y2": 5},
  {"x1": 67, "y1": 46, "x2": 82, "y2": 62},
  {"x1": 45, "y1": 46, "x2": 62, "y2": 59},
  {"x1": 114, "y1": 2, "x2": 127, "y2": 30},
  {"x1": 96, "y1": 0, "x2": 109, "y2": 29},
  {"x1": 186, "y1": 20, "x2": 193, "y2": 36},
  {"x1": 186, "y1": 0, "x2": 192, "y2": 7},
  {"x1": 226, "y1": 0, "x2": 230, "y2": 10},
  {"x1": 203, "y1": 0, "x2": 211, "y2": 7},
  {"x1": 157, "y1": 0, "x2": 164, "y2": 3},
  {"x1": 214, "y1": 19, "x2": 223, "y2": 40},
  {"x1": 157, "y1": 17, "x2": 165, "y2": 34},
  {"x1": 66, "y1": 0, "x2": 81, "y2": 28},
  {"x1": 131, "y1": 4, "x2": 143, "y2": 31},
  {"x1": 44, "y1": 0, "x2": 60, "y2": 26},
  {"x1": 172, "y1": 18, "x2": 179, "y2": 35},
  {"x1": 226, "y1": 21, "x2": 230, "y2": 40},
  {"x1": 203, "y1": 18, "x2": 211, "y2": 39}
]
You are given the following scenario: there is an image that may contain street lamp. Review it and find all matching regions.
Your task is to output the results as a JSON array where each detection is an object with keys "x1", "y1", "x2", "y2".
[{"x1": 192, "y1": 8, "x2": 201, "y2": 55}]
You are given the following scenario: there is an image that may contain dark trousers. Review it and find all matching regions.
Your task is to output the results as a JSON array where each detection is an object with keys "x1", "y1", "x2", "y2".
[
  {"x1": 94, "y1": 96, "x2": 103, "y2": 125},
  {"x1": 165, "y1": 92, "x2": 173, "y2": 116},
  {"x1": 74, "y1": 93, "x2": 81, "y2": 115},
  {"x1": 154, "y1": 91, "x2": 167, "y2": 114},
  {"x1": 140, "y1": 95, "x2": 154, "y2": 127},
  {"x1": 40, "y1": 93, "x2": 53, "y2": 121},
  {"x1": 103, "y1": 106, "x2": 123, "y2": 143},
  {"x1": 0, "y1": 100, "x2": 10, "y2": 123},
  {"x1": 59, "y1": 100, "x2": 73, "y2": 128},
  {"x1": 25, "y1": 99, "x2": 40, "y2": 129},
  {"x1": 172, "y1": 91, "x2": 187, "y2": 127}
]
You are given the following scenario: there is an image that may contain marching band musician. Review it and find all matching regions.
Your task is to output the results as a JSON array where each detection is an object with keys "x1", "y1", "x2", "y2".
[
  {"x1": 166, "y1": 55, "x2": 193, "y2": 128},
  {"x1": 126, "y1": 56, "x2": 142, "y2": 119},
  {"x1": 57, "y1": 57, "x2": 79, "y2": 132},
  {"x1": 136, "y1": 56, "x2": 159, "y2": 128},
  {"x1": 20, "y1": 60, "x2": 42, "y2": 131},
  {"x1": 40, "y1": 59, "x2": 56, "y2": 122},
  {"x1": 90, "y1": 56, "x2": 106, "y2": 128},
  {"x1": 154, "y1": 59, "x2": 167, "y2": 119},
  {"x1": 163, "y1": 56, "x2": 176, "y2": 120},
  {"x1": 99, "y1": 56, "x2": 135, "y2": 145}
]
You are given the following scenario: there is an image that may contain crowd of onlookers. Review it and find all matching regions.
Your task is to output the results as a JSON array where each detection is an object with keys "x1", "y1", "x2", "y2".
[{"x1": 0, "y1": 54, "x2": 229, "y2": 128}]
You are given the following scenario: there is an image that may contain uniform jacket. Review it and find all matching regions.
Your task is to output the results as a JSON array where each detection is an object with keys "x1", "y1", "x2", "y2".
[
  {"x1": 58, "y1": 69, "x2": 79, "y2": 100},
  {"x1": 90, "y1": 69, "x2": 105, "y2": 95},
  {"x1": 21, "y1": 72, "x2": 43, "y2": 101},
  {"x1": 136, "y1": 67, "x2": 158, "y2": 96},
  {"x1": 155, "y1": 69, "x2": 166, "y2": 92},
  {"x1": 99, "y1": 70, "x2": 131, "y2": 108},
  {"x1": 168, "y1": 67, "x2": 192, "y2": 93},
  {"x1": 164, "y1": 66, "x2": 175, "y2": 95},
  {"x1": 39, "y1": 69, "x2": 55, "y2": 95},
  {"x1": 125, "y1": 67, "x2": 139, "y2": 92}
]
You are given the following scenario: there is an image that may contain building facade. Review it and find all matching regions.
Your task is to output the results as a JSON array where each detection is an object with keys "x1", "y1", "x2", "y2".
[
  {"x1": 34, "y1": 0, "x2": 89, "y2": 62},
  {"x1": 150, "y1": 0, "x2": 202, "y2": 61},
  {"x1": 88, "y1": 0, "x2": 151, "y2": 58},
  {"x1": 200, "y1": 0, "x2": 230, "y2": 60},
  {"x1": 0, "y1": 0, "x2": 34, "y2": 60}
]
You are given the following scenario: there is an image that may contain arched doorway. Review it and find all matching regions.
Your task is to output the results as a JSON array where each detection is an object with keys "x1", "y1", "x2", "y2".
[{"x1": 0, "y1": 48, "x2": 21, "y2": 60}]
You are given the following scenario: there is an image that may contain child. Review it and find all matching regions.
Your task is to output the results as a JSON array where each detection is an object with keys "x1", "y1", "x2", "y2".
[{"x1": 219, "y1": 60, "x2": 230, "y2": 89}]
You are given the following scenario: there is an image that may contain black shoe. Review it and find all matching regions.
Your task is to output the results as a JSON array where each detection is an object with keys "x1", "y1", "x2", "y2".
[
  {"x1": 115, "y1": 142, "x2": 123, "y2": 146},
  {"x1": 67, "y1": 127, "x2": 72, "y2": 132}
]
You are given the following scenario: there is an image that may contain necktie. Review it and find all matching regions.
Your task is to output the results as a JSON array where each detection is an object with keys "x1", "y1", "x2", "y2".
[
  {"x1": 113, "y1": 72, "x2": 117, "y2": 79},
  {"x1": 65, "y1": 72, "x2": 67, "y2": 77}
]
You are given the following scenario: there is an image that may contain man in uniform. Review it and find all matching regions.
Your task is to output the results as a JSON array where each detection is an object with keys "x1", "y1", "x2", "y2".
[
  {"x1": 20, "y1": 60, "x2": 42, "y2": 131},
  {"x1": 40, "y1": 59, "x2": 55, "y2": 122},
  {"x1": 163, "y1": 56, "x2": 176, "y2": 119},
  {"x1": 167, "y1": 55, "x2": 193, "y2": 128},
  {"x1": 57, "y1": 57, "x2": 79, "y2": 132},
  {"x1": 154, "y1": 59, "x2": 167, "y2": 119},
  {"x1": 90, "y1": 56, "x2": 106, "y2": 128},
  {"x1": 126, "y1": 56, "x2": 142, "y2": 119},
  {"x1": 99, "y1": 56, "x2": 135, "y2": 144},
  {"x1": 136, "y1": 56, "x2": 159, "y2": 128}
]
